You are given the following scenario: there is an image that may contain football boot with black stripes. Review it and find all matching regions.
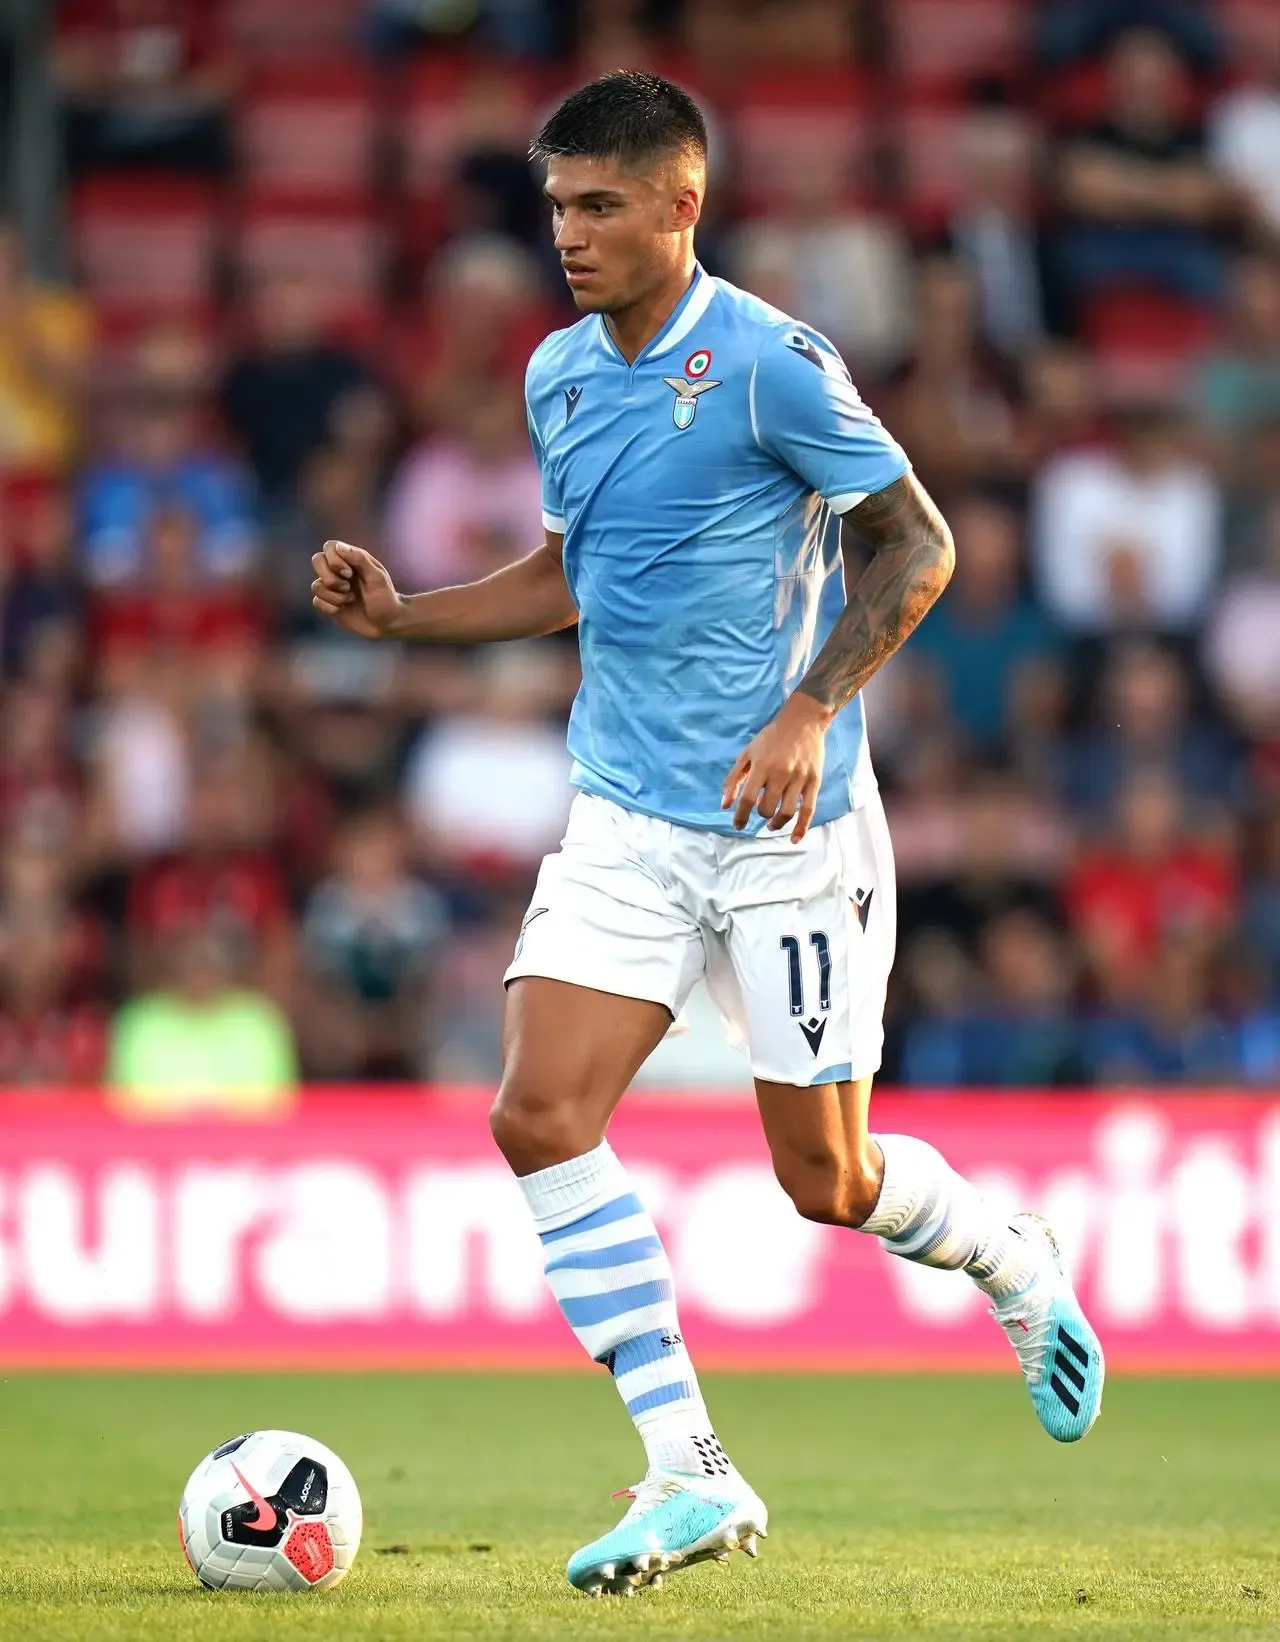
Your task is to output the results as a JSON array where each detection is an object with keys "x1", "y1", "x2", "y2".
[{"x1": 989, "y1": 1213, "x2": 1105, "y2": 1443}]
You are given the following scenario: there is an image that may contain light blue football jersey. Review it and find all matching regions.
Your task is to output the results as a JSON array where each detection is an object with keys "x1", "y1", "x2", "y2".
[{"x1": 525, "y1": 263, "x2": 910, "y2": 835}]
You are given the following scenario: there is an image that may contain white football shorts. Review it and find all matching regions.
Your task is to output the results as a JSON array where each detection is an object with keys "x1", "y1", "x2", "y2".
[{"x1": 504, "y1": 789, "x2": 897, "y2": 1087}]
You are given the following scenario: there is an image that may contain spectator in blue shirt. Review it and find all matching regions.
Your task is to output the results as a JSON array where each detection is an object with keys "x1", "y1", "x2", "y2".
[
  {"x1": 79, "y1": 327, "x2": 258, "y2": 587},
  {"x1": 908, "y1": 494, "x2": 1062, "y2": 753}
]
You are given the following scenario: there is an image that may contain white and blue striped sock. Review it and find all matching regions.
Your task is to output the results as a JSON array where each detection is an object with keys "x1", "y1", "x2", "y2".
[
  {"x1": 862, "y1": 1134, "x2": 1040, "y2": 1300},
  {"x1": 517, "y1": 1141, "x2": 729, "y2": 1479}
]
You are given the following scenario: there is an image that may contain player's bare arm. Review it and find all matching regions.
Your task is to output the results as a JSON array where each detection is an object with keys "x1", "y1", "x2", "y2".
[
  {"x1": 310, "y1": 530, "x2": 577, "y2": 644},
  {"x1": 722, "y1": 472, "x2": 954, "y2": 842}
]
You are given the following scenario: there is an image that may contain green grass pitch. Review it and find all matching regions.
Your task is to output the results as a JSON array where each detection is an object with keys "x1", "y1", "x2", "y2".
[{"x1": 2, "y1": 1372, "x2": 1277, "y2": 1639}]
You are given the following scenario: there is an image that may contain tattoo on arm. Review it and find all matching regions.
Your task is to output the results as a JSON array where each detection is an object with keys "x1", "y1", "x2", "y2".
[{"x1": 796, "y1": 473, "x2": 955, "y2": 717}]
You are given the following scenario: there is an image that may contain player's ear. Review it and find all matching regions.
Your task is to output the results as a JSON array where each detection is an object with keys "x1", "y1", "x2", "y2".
[{"x1": 669, "y1": 182, "x2": 701, "y2": 233}]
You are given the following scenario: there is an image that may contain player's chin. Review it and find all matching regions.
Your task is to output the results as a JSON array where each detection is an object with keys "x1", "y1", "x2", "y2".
[{"x1": 563, "y1": 272, "x2": 609, "y2": 311}]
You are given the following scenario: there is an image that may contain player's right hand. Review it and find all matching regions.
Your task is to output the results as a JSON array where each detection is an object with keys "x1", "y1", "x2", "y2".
[{"x1": 310, "y1": 540, "x2": 403, "y2": 641}]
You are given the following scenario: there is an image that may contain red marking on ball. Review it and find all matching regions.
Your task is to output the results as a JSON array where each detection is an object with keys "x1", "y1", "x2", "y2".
[
  {"x1": 177, "y1": 1510, "x2": 196, "y2": 1574},
  {"x1": 284, "y1": 1518, "x2": 335, "y2": 1583}
]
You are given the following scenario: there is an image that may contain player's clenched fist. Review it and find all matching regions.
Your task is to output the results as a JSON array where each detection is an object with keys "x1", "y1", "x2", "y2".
[
  {"x1": 310, "y1": 540, "x2": 403, "y2": 641},
  {"x1": 721, "y1": 692, "x2": 831, "y2": 843}
]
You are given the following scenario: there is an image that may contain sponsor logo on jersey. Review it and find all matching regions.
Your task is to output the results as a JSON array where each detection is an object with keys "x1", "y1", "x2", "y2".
[{"x1": 563, "y1": 385, "x2": 583, "y2": 423}]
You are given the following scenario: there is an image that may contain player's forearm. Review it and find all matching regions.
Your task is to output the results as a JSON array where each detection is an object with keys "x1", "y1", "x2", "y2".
[
  {"x1": 386, "y1": 545, "x2": 578, "y2": 643},
  {"x1": 794, "y1": 473, "x2": 954, "y2": 721}
]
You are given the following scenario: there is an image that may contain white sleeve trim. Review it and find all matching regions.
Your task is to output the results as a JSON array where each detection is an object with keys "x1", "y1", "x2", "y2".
[
  {"x1": 542, "y1": 510, "x2": 566, "y2": 534},
  {"x1": 748, "y1": 357, "x2": 761, "y2": 447},
  {"x1": 826, "y1": 489, "x2": 869, "y2": 515}
]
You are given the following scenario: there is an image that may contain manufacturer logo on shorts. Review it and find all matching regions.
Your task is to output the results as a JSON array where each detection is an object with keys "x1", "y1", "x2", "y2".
[
  {"x1": 798, "y1": 1017, "x2": 827, "y2": 1056},
  {"x1": 852, "y1": 887, "x2": 874, "y2": 931},
  {"x1": 513, "y1": 907, "x2": 547, "y2": 959}
]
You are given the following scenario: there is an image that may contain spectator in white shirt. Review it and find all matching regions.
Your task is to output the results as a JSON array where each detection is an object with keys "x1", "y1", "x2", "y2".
[
  {"x1": 1031, "y1": 400, "x2": 1220, "y2": 633},
  {"x1": 1209, "y1": 11, "x2": 1280, "y2": 235}
]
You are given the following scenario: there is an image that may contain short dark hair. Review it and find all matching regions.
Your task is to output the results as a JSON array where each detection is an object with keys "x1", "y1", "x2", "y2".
[{"x1": 529, "y1": 71, "x2": 707, "y2": 172}]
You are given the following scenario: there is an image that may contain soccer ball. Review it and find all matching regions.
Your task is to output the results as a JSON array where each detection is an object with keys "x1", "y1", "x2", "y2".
[{"x1": 178, "y1": 1429, "x2": 362, "y2": 1591}]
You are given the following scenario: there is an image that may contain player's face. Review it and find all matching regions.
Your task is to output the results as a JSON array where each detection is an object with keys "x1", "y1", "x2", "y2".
[{"x1": 544, "y1": 156, "x2": 698, "y2": 314}]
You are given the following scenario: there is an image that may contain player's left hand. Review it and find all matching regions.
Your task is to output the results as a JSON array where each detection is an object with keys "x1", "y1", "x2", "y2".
[{"x1": 722, "y1": 692, "x2": 830, "y2": 843}]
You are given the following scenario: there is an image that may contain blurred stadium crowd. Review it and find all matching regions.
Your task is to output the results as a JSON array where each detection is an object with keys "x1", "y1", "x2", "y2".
[{"x1": 0, "y1": 0, "x2": 1277, "y2": 1101}]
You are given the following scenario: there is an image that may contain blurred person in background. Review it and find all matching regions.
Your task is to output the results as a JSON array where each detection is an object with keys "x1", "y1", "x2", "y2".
[
  {"x1": 907, "y1": 494, "x2": 1062, "y2": 754},
  {"x1": 898, "y1": 770, "x2": 1068, "y2": 959},
  {"x1": 968, "y1": 908, "x2": 1083, "y2": 1086},
  {"x1": 404, "y1": 642, "x2": 575, "y2": 880},
  {"x1": 0, "y1": 682, "x2": 84, "y2": 858},
  {"x1": 1203, "y1": 495, "x2": 1280, "y2": 740},
  {"x1": 1208, "y1": 6, "x2": 1280, "y2": 237},
  {"x1": 942, "y1": 108, "x2": 1047, "y2": 363},
  {"x1": 54, "y1": 0, "x2": 235, "y2": 177},
  {"x1": 0, "y1": 222, "x2": 94, "y2": 477},
  {"x1": 1035, "y1": 1, "x2": 1222, "y2": 72},
  {"x1": 125, "y1": 754, "x2": 292, "y2": 997},
  {"x1": 1055, "y1": 26, "x2": 1242, "y2": 311},
  {"x1": 724, "y1": 134, "x2": 913, "y2": 378},
  {"x1": 1194, "y1": 253, "x2": 1280, "y2": 476},
  {"x1": 887, "y1": 256, "x2": 1021, "y2": 494},
  {"x1": 1019, "y1": 342, "x2": 1103, "y2": 466},
  {"x1": 80, "y1": 647, "x2": 191, "y2": 864},
  {"x1": 2, "y1": 485, "x2": 84, "y2": 688},
  {"x1": 221, "y1": 268, "x2": 389, "y2": 508},
  {"x1": 1217, "y1": 413, "x2": 1280, "y2": 577},
  {"x1": 1237, "y1": 804, "x2": 1280, "y2": 1009},
  {"x1": 79, "y1": 324, "x2": 259, "y2": 587},
  {"x1": 399, "y1": 237, "x2": 556, "y2": 436},
  {"x1": 1082, "y1": 929, "x2": 1238, "y2": 1084},
  {"x1": 0, "y1": 901, "x2": 107, "y2": 1087},
  {"x1": 1031, "y1": 397, "x2": 1220, "y2": 633},
  {"x1": 892, "y1": 929, "x2": 979, "y2": 1087},
  {"x1": 1066, "y1": 767, "x2": 1237, "y2": 1006},
  {"x1": 428, "y1": 888, "x2": 528, "y2": 1083},
  {"x1": 87, "y1": 503, "x2": 267, "y2": 698},
  {"x1": 108, "y1": 921, "x2": 296, "y2": 1116},
  {"x1": 299, "y1": 808, "x2": 446, "y2": 1080},
  {"x1": 383, "y1": 380, "x2": 542, "y2": 591},
  {"x1": 1063, "y1": 638, "x2": 1237, "y2": 818}
]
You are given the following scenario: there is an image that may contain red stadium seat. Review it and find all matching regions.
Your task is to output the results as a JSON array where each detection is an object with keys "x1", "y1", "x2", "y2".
[
  {"x1": 233, "y1": 195, "x2": 385, "y2": 330},
  {"x1": 726, "y1": 73, "x2": 873, "y2": 215},
  {"x1": 70, "y1": 176, "x2": 221, "y2": 323},
  {"x1": 887, "y1": 0, "x2": 1028, "y2": 91},
  {"x1": 222, "y1": 0, "x2": 364, "y2": 59},
  {"x1": 897, "y1": 104, "x2": 967, "y2": 235},
  {"x1": 236, "y1": 64, "x2": 377, "y2": 200}
]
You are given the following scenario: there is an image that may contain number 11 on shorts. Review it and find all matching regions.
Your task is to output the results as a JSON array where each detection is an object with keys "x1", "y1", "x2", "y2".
[{"x1": 779, "y1": 932, "x2": 832, "y2": 1018}]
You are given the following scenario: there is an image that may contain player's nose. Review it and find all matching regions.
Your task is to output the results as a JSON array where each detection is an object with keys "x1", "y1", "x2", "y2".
[{"x1": 552, "y1": 211, "x2": 587, "y2": 252}]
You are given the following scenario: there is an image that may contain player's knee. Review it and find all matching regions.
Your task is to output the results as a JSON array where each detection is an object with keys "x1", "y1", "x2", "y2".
[
  {"x1": 775, "y1": 1145, "x2": 882, "y2": 1229},
  {"x1": 489, "y1": 1079, "x2": 597, "y2": 1175}
]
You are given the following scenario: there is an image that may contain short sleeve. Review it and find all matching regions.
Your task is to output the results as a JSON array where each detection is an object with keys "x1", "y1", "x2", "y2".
[
  {"x1": 750, "y1": 325, "x2": 909, "y2": 514},
  {"x1": 525, "y1": 370, "x2": 565, "y2": 535}
]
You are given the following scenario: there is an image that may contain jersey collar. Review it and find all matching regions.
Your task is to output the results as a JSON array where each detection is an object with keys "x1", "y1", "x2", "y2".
[{"x1": 595, "y1": 263, "x2": 717, "y2": 367}]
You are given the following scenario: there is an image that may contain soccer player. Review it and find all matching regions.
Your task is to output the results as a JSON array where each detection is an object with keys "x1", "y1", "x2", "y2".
[{"x1": 312, "y1": 71, "x2": 1104, "y2": 1597}]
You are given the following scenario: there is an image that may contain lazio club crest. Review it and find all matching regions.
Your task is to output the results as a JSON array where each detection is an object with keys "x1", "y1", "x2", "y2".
[{"x1": 663, "y1": 347, "x2": 721, "y2": 430}]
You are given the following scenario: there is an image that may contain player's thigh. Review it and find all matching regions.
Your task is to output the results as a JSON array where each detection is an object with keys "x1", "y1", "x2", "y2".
[
  {"x1": 718, "y1": 790, "x2": 897, "y2": 1092},
  {"x1": 498, "y1": 978, "x2": 674, "y2": 1164},
  {"x1": 753, "y1": 1074, "x2": 879, "y2": 1227},
  {"x1": 494, "y1": 795, "x2": 704, "y2": 1170}
]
